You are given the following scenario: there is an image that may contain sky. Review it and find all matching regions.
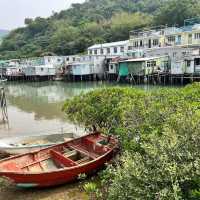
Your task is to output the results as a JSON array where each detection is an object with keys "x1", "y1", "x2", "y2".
[{"x1": 0, "y1": 0, "x2": 85, "y2": 30}]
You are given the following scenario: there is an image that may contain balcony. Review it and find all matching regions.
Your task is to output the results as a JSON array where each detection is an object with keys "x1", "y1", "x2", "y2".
[
  {"x1": 130, "y1": 26, "x2": 183, "y2": 40},
  {"x1": 130, "y1": 26, "x2": 166, "y2": 40}
]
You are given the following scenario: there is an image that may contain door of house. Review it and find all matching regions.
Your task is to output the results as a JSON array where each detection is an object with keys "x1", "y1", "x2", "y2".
[
  {"x1": 148, "y1": 39, "x2": 151, "y2": 48},
  {"x1": 119, "y1": 62, "x2": 129, "y2": 76},
  {"x1": 177, "y1": 35, "x2": 181, "y2": 45},
  {"x1": 194, "y1": 58, "x2": 200, "y2": 73},
  {"x1": 188, "y1": 34, "x2": 192, "y2": 44}
]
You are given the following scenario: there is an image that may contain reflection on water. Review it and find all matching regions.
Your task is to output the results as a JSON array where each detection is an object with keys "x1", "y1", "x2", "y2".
[
  {"x1": 0, "y1": 81, "x2": 174, "y2": 138},
  {"x1": 0, "y1": 81, "x2": 115, "y2": 138}
]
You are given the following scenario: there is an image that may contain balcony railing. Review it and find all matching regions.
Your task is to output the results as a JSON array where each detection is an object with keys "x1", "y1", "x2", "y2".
[{"x1": 130, "y1": 25, "x2": 182, "y2": 39}]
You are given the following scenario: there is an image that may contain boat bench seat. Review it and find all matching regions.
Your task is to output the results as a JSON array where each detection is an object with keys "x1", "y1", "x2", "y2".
[
  {"x1": 69, "y1": 144, "x2": 99, "y2": 160},
  {"x1": 76, "y1": 156, "x2": 90, "y2": 164},
  {"x1": 63, "y1": 150, "x2": 77, "y2": 157},
  {"x1": 50, "y1": 150, "x2": 78, "y2": 167}
]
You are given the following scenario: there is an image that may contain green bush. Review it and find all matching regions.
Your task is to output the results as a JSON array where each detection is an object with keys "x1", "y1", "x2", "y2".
[
  {"x1": 63, "y1": 83, "x2": 200, "y2": 199},
  {"x1": 63, "y1": 87, "x2": 146, "y2": 134}
]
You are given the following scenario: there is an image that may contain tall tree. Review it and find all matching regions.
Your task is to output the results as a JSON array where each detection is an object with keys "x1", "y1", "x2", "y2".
[{"x1": 155, "y1": 0, "x2": 200, "y2": 26}]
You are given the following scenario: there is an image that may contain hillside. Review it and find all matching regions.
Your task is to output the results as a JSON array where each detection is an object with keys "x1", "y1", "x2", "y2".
[{"x1": 0, "y1": 0, "x2": 200, "y2": 59}]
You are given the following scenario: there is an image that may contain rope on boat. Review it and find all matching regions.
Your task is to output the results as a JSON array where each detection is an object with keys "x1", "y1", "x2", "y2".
[{"x1": 0, "y1": 88, "x2": 8, "y2": 122}]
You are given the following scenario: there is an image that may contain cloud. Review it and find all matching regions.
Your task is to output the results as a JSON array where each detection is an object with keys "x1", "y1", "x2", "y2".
[{"x1": 0, "y1": 0, "x2": 85, "y2": 30}]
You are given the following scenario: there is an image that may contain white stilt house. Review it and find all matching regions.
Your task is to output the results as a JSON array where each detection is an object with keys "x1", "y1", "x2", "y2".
[
  {"x1": 88, "y1": 40, "x2": 129, "y2": 57},
  {"x1": 70, "y1": 55, "x2": 105, "y2": 78}
]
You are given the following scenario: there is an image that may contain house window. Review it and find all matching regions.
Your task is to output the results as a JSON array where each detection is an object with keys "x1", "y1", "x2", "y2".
[
  {"x1": 182, "y1": 52, "x2": 187, "y2": 56},
  {"x1": 164, "y1": 61, "x2": 169, "y2": 70},
  {"x1": 173, "y1": 52, "x2": 177, "y2": 57},
  {"x1": 134, "y1": 41, "x2": 139, "y2": 47},
  {"x1": 195, "y1": 58, "x2": 200, "y2": 66},
  {"x1": 107, "y1": 48, "x2": 110, "y2": 54},
  {"x1": 114, "y1": 47, "x2": 118, "y2": 53},
  {"x1": 151, "y1": 61, "x2": 156, "y2": 67},
  {"x1": 100, "y1": 49, "x2": 104, "y2": 54},
  {"x1": 186, "y1": 60, "x2": 191, "y2": 67},
  {"x1": 153, "y1": 39, "x2": 159, "y2": 46},
  {"x1": 73, "y1": 57, "x2": 75, "y2": 61},
  {"x1": 168, "y1": 36, "x2": 176, "y2": 42},
  {"x1": 89, "y1": 50, "x2": 92, "y2": 55},
  {"x1": 128, "y1": 46, "x2": 132, "y2": 50},
  {"x1": 94, "y1": 49, "x2": 97, "y2": 55},
  {"x1": 194, "y1": 33, "x2": 200, "y2": 39},
  {"x1": 147, "y1": 61, "x2": 156, "y2": 67},
  {"x1": 110, "y1": 65, "x2": 114, "y2": 70},
  {"x1": 177, "y1": 35, "x2": 182, "y2": 43},
  {"x1": 140, "y1": 40, "x2": 143, "y2": 47},
  {"x1": 147, "y1": 62, "x2": 151, "y2": 67},
  {"x1": 120, "y1": 46, "x2": 124, "y2": 52},
  {"x1": 161, "y1": 30, "x2": 165, "y2": 35},
  {"x1": 41, "y1": 68, "x2": 44, "y2": 71},
  {"x1": 66, "y1": 57, "x2": 69, "y2": 61}
]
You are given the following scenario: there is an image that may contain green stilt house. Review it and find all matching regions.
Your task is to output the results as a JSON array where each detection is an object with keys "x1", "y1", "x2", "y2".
[{"x1": 118, "y1": 56, "x2": 170, "y2": 77}]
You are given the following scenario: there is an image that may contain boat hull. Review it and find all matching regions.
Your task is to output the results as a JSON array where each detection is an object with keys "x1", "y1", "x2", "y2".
[
  {"x1": 0, "y1": 133, "x2": 118, "y2": 188},
  {"x1": 0, "y1": 149, "x2": 114, "y2": 187}
]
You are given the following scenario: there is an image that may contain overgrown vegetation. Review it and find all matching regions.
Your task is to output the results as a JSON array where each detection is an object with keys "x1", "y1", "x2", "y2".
[
  {"x1": 1, "y1": 0, "x2": 200, "y2": 59},
  {"x1": 63, "y1": 83, "x2": 200, "y2": 199}
]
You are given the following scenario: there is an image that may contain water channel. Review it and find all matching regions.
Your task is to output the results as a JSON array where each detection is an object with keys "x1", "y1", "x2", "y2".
[
  {"x1": 0, "y1": 81, "x2": 166, "y2": 138},
  {"x1": 0, "y1": 81, "x2": 175, "y2": 200}
]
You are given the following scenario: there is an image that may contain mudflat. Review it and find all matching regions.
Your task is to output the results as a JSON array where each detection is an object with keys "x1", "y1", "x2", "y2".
[{"x1": 0, "y1": 179, "x2": 88, "y2": 200}]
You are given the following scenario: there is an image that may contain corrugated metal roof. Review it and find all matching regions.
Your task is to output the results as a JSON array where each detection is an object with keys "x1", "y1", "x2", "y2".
[
  {"x1": 88, "y1": 40, "x2": 129, "y2": 49},
  {"x1": 119, "y1": 56, "x2": 168, "y2": 63}
]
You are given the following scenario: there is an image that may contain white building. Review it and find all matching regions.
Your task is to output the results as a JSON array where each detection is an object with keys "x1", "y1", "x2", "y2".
[
  {"x1": 70, "y1": 55, "x2": 105, "y2": 77},
  {"x1": 21, "y1": 57, "x2": 56, "y2": 77},
  {"x1": 44, "y1": 56, "x2": 64, "y2": 67},
  {"x1": 23, "y1": 64, "x2": 56, "y2": 77},
  {"x1": 5, "y1": 59, "x2": 23, "y2": 76},
  {"x1": 6, "y1": 67, "x2": 23, "y2": 76},
  {"x1": 128, "y1": 22, "x2": 200, "y2": 51},
  {"x1": 144, "y1": 46, "x2": 199, "y2": 74},
  {"x1": 88, "y1": 40, "x2": 129, "y2": 57},
  {"x1": 64, "y1": 55, "x2": 80, "y2": 64}
]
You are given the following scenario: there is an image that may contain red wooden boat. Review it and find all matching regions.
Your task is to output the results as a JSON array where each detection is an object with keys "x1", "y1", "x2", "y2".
[{"x1": 0, "y1": 132, "x2": 118, "y2": 188}]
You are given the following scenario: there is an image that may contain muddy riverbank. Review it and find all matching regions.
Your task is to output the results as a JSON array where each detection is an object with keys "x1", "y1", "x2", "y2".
[{"x1": 0, "y1": 178, "x2": 88, "y2": 200}]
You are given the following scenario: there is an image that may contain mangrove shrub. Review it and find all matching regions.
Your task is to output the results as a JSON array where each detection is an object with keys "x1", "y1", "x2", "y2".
[{"x1": 63, "y1": 83, "x2": 200, "y2": 199}]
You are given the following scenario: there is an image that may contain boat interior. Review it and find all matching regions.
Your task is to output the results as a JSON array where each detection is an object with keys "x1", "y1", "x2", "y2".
[{"x1": 0, "y1": 134, "x2": 115, "y2": 173}]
